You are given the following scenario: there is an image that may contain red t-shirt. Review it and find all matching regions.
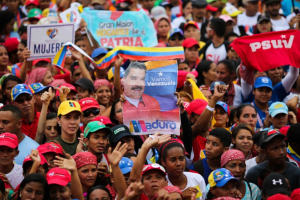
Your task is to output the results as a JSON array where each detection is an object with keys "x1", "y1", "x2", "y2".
[
  {"x1": 192, "y1": 135, "x2": 207, "y2": 162},
  {"x1": 21, "y1": 110, "x2": 40, "y2": 140}
]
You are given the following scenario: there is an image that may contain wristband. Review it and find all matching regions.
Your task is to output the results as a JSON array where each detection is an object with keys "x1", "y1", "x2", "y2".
[{"x1": 206, "y1": 105, "x2": 215, "y2": 112}]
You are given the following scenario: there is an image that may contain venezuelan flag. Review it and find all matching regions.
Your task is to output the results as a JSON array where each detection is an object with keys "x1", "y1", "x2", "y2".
[
  {"x1": 52, "y1": 43, "x2": 184, "y2": 69},
  {"x1": 95, "y1": 46, "x2": 185, "y2": 69}
]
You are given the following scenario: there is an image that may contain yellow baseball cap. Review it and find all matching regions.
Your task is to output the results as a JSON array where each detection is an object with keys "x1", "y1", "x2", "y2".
[{"x1": 57, "y1": 101, "x2": 82, "y2": 116}]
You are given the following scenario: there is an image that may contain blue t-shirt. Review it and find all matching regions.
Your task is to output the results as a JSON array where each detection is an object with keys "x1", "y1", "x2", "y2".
[
  {"x1": 281, "y1": 0, "x2": 300, "y2": 16},
  {"x1": 244, "y1": 82, "x2": 288, "y2": 106},
  {"x1": 14, "y1": 135, "x2": 39, "y2": 165},
  {"x1": 252, "y1": 101, "x2": 267, "y2": 128}
]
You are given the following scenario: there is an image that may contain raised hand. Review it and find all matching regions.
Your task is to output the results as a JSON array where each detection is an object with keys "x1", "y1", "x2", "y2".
[
  {"x1": 76, "y1": 133, "x2": 85, "y2": 153},
  {"x1": 57, "y1": 86, "x2": 70, "y2": 102},
  {"x1": 54, "y1": 153, "x2": 77, "y2": 172},
  {"x1": 181, "y1": 187, "x2": 198, "y2": 200},
  {"x1": 213, "y1": 84, "x2": 228, "y2": 99},
  {"x1": 23, "y1": 47, "x2": 31, "y2": 60},
  {"x1": 30, "y1": 149, "x2": 41, "y2": 165},
  {"x1": 123, "y1": 182, "x2": 145, "y2": 200},
  {"x1": 143, "y1": 133, "x2": 171, "y2": 149},
  {"x1": 115, "y1": 55, "x2": 124, "y2": 69},
  {"x1": 107, "y1": 142, "x2": 128, "y2": 166},
  {"x1": 70, "y1": 48, "x2": 83, "y2": 61},
  {"x1": 41, "y1": 87, "x2": 53, "y2": 106}
]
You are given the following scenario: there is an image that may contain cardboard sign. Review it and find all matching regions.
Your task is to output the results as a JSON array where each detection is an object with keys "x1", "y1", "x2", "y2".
[
  {"x1": 59, "y1": 7, "x2": 82, "y2": 30},
  {"x1": 27, "y1": 23, "x2": 75, "y2": 60}
]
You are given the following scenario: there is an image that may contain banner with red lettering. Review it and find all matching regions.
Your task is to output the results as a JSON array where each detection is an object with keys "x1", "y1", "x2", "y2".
[
  {"x1": 81, "y1": 10, "x2": 158, "y2": 48},
  {"x1": 232, "y1": 29, "x2": 300, "y2": 72}
]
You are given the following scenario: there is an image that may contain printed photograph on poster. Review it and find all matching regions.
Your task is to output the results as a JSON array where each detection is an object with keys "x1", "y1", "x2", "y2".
[
  {"x1": 27, "y1": 23, "x2": 75, "y2": 60},
  {"x1": 122, "y1": 60, "x2": 180, "y2": 135}
]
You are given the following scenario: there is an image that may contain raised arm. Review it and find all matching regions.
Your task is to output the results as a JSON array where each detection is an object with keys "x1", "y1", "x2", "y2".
[
  {"x1": 113, "y1": 55, "x2": 124, "y2": 100},
  {"x1": 20, "y1": 48, "x2": 31, "y2": 83},
  {"x1": 54, "y1": 154, "x2": 85, "y2": 200},
  {"x1": 70, "y1": 49, "x2": 92, "y2": 82},
  {"x1": 191, "y1": 84, "x2": 228, "y2": 138},
  {"x1": 35, "y1": 88, "x2": 53, "y2": 144},
  {"x1": 130, "y1": 133, "x2": 170, "y2": 182},
  {"x1": 107, "y1": 142, "x2": 128, "y2": 200}
]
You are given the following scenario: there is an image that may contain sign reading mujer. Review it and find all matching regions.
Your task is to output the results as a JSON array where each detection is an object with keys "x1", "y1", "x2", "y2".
[
  {"x1": 27, "y1": 23, "x2": 75, "y2": 60},
  {"x1": 81, "y1": 10, "x2": 158, "y2": 48}
]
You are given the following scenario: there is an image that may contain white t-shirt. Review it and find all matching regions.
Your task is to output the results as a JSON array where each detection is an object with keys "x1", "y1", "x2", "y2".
[
  {"x1": 237, "y1": 12, "x2": 261, "y2": 27},
  {"x1": 6, "y1": 164, "x2": 24, "y2": 189},
  {"x1": 171, "y1": 16, "x2": 186, "y2": 29},
  {"x1": 245, "y1": 157, "x2": 257, "y2": 176},
  {"x1": 233, "y1": 84, "x2": 243, "y2": 107},
  {"x1": 167, "y1": 172, "x2": 206, "y2": 200},
  {"x1": 205, "y1": 43, "x2": 227, "y2": 64},
  {"x1": 14, "y1": 135, "x2": 39, "y2": 165},
  {"x1": 271, "y1": 17, "x2": 290, "y2": 31}
]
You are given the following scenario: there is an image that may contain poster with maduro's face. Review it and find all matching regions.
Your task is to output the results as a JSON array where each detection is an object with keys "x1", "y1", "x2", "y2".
[{"x1": 122, "y1": 60, "x2": 180, "y2": 135}]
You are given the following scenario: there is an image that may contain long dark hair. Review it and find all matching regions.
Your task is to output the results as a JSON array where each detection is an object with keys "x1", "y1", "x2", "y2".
[
  {"x1": 1, "y1": 75, "x2": 22, "y2": 104},
  {"x1": 196, "y1": 60, "x2": 214, "y2": 86},
  {"x1": 109, "y1": 98, "x2": 121, "y2": 125},
  {"x1": 0, "y1": 11, "x2": 15, "y2": 34},
  {"x1": 87, "y1": 185, "x2": 112, "y2": 200},
  {"x1": 17, "y1": 173, "x2": 50, "y2": 200}
]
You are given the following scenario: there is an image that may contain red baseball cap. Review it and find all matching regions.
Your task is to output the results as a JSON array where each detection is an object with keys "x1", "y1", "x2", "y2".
[
  {"x1": 79, "y1": 97, "x2": 100, "y2": 112},
  {"x1": 185, "y1": 99, "x2": 208, "y2": 115},
  {"x1": 92, "y1": 116, "x2": 115, "y2": 127},
  {"x1": 177, "y1": 70, "x2": 198, "y2": 89},
  {"x1": 37, "y1": 142, "x2": 64, "y2": 156},
  {"x1": 142, "y1": 163, "x2": 166, "y2": 176},
  {"x1": 182, "y1": 38, "x2": 200, "y2": 48},
  {"x1": 0, "y1": 133, "x2": 18, "y2": 148},
  {"x1": 46, "y1": 167, "x2": 71, "y2": 186},
  {"x1": 4, "y1": 38, "x2": 19, "y2": 53},
  {"x1": 23, "y1": 153, "x2": 48, "y2": 167},
  {"x1": 206, "y1": 4, "x2": 218, "y2": 12},
  {"x1": 32, "y1": 58, "x2": 51, "y2": 66},
  {"x1": 55, "y1": 83, "x2": 77, "y2": 97},
  {"x1": 25, "y1": 0, "x2": 39, "y2": 6},
  {"x1": 184, "y1": 21, "x2": 199, "y2": 30}
]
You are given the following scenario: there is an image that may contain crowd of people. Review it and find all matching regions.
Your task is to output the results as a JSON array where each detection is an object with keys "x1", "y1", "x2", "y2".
[{"x1": 1, "y1": 0, "x2": 300, "y2": 199}]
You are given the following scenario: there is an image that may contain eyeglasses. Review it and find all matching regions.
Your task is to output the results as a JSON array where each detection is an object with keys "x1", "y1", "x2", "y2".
[
  {"x1": 15, "y1": 95, "x2": 33, "y2": 104},
  {"x1": 170, "y1": 36, "x2": 184, "y2": 41},
  {"x1": 83, "y1": 108, "x2": 100, "y2": 117}
]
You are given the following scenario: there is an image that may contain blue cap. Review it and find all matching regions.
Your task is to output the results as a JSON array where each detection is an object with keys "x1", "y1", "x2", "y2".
[
  {"x1": 269, "y1": 102, "x2": 288, "y2": 117},
  {"x1": 210, "y1": 81, "x2": 226, "y2": 91},
  {"x1": 11, "y1": 84, "x2": 33, "y2": 101},
  {"x1": 254, "y1": 77, "x2": 274, "y2": 90},
  {"x1": 119, "y1": 157, "x2": 133, "y2": 174},
  {"x1": 29, "y1": 83, "x2": 52, "y2": 94},
  {"x1": 91, "y1": 48, "x2": 108, "y2": 59},
  {"x1": 216, "y1": 101, "x2": 230, "y2": 115},
  {"x1": 208, "y1": 168, "x2": 239, "y2": 187},
  {"x1": 169, "y1": 28, "x2": 184, "y2": 38}
]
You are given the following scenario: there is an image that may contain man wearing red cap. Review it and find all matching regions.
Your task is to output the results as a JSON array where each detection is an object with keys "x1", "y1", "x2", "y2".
[
  {"x1": 25, "y1": 0, "x2": 39, "y2": 14},
  {"x1": 182, "y1": 38, "x2": 200, "y2": 71},
  {"x1": 0, "y1": 132, "x2": 23, "y2": 189},
  {"x1": 79, "y1": 97, "x2": 101, "y2": 132},
  {"x1": 4, "y1": 38, "x2": 19, "y2": 65}
]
